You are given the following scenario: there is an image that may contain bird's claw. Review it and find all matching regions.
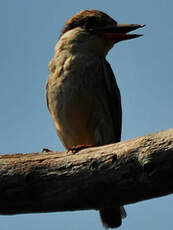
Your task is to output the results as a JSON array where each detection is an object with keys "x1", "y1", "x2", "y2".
[
  {"x1": 42, "y1": 148, "x2": 53, "y2": 153},
  {"x1": 68, "y1": 144, "x2": 93, "y2": 154}
]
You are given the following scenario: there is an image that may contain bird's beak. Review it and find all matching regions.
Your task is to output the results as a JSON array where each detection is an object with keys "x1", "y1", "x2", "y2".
[{"x1": 104, "y1": 24, "x2": 145, "y2": 43}]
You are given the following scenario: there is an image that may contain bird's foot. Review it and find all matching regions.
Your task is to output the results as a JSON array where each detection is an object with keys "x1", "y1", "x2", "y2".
[
  {"x1": 68, "y1": 144, "x2": 93, "y2": 154},
  {"x1": 42, "y1": 148, "x2": 53, "y2": 153}
]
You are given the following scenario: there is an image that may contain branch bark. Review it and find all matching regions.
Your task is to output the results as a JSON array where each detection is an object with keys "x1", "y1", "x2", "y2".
[{"x1": 0, "y1": 129, "x2": 173, "y2": 215}]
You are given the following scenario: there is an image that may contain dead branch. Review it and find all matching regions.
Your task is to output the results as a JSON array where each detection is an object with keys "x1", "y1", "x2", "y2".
[{"x1": 0, "y1": 129, "x2": 173, "y2": 215}]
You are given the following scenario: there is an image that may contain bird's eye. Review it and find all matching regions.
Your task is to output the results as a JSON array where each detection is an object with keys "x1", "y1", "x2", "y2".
[{"x1": 83, "y1": 17, "x2": 99, "y2": 30}]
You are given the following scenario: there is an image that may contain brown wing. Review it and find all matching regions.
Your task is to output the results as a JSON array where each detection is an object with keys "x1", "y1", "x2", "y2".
[{"x1": 102, "y1": 59, "x2": 122, "y2": 142}]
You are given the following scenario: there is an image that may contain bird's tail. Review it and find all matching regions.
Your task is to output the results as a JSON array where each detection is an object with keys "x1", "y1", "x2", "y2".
[{"x1": 99, "y1": 206, "x2": 126, "y2": 229}]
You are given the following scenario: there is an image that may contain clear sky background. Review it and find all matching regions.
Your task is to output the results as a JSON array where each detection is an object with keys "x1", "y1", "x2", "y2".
[{"x1": 0, "y1": 0, "x2": 172, "y2": 229}]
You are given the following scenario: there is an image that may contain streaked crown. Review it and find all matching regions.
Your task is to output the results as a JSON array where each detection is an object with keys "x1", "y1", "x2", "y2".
[{"x1": 61, "y1": 10, "x2": 117, "y2": 36}]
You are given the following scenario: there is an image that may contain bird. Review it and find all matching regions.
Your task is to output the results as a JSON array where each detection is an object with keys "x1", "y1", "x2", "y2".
[{"x1": 46, "y1": 9, "x2": 145, "y2": 229}]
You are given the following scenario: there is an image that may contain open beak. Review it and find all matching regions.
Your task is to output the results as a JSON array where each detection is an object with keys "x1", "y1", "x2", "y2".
[{"x1": 104, "y1": 23, "x2": 145, "y2": 43}]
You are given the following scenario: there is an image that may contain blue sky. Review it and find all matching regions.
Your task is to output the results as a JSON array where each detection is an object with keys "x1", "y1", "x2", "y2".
[{"x1": 0, "y1": 0, "x2": 172, "y2": 230}]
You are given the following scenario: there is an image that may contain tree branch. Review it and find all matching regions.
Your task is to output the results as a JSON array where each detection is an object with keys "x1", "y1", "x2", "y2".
[{"x1": 0, "y1": 129, "x2": 173, "y2": 215}]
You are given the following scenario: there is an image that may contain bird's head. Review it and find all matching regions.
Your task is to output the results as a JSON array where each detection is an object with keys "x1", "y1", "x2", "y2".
[{"x1": 57, "y1": 10, "x2": 145, "y2": 56}]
